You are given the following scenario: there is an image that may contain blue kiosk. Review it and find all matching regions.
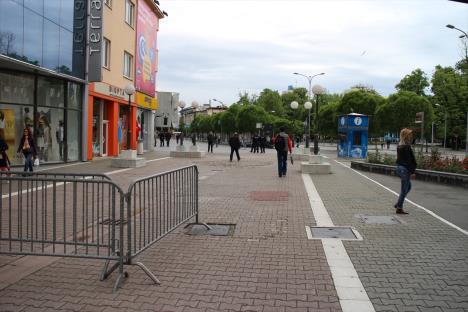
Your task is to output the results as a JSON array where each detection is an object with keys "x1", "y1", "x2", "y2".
[{"x1": 337, "y1": 113, "x2": 369, "y2": 158}]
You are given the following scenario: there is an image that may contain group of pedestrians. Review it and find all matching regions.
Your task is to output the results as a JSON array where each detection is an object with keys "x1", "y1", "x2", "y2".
[
  {"x1": 250, "y1": 134, "x2": 266, "y2": 153},
  {"x1": 156, "y1": 131, "x2": 173, "y2": 147}
]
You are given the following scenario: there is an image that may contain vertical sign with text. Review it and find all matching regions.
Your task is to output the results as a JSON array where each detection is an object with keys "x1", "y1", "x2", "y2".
[
  {"x1": 72, "y1": 0, "x2": 87, "y2": 79},
  {"x1": 88, "y1": 0, "x2": 102, "y2": 82}
]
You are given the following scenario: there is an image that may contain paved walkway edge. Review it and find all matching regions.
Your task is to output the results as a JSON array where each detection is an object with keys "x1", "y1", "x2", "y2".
[
  {"x1": 334, "y1": 160, "x2": 468, "y2": 236},
  {"x1": 302, "y1": 173, "x2": 375, "y2": 312}
]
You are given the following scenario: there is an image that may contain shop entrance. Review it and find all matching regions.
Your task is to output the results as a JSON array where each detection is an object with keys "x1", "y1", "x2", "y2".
[{"x1": 102, "y1": 120, "x2": 109, "y2": 156}]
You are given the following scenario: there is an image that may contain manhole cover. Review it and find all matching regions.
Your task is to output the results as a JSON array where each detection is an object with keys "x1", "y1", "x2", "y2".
[
  {"x1": 250, "y1": 191, "x2": 289, "y2": 201},
  {"x1": 306, "y1": 226, "x2": 362, "y2": 240},
  {"x1": 99, "y1": 218, "x2": 127, "y2": 225},
  {"x1": 355, "y1": 215, "x2": 401, "y2": 225},
  {"x1": 186, "y1": 224, "x2": 234, "y2": 236}
]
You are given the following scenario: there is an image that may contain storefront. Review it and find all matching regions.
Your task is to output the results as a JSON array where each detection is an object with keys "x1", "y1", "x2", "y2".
[
  {"x1": 136, "y1": 92, "x2": 157, "y2": 151},
  {"x1": 0, "y1": 68, "x2": 83, "y2": 166},
  {"x1": 88, "y1": 82, "x2": 137, "y2": 160}
]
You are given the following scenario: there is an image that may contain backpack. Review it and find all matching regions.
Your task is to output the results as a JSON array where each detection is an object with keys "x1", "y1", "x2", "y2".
[{"x1": 275, "y1": 135, "x2": 286, "y2": 151}]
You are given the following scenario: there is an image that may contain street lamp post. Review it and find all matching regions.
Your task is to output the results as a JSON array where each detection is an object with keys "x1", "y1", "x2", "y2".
[
  {"x1": 212, "y1": 98, "x2": 225, "y2": 107},
  {"x1": 293, "y1": 72, "x2": 325, "y2": 148},
  {"x1": 290, "y1": 100, "x2": 312, "y2": 148},
  {"x1": 446, "y1": 24, "x2": 468, "y2": 156},
  {"x1": 124, "y1": 84, "x2": 135, "y2": 150},
  {"x1": 312, "y1": 85, "x2": 326, "y2": 155},
  {"x1": 178, "y1": 100, "x2": 186, "y2": 129}
]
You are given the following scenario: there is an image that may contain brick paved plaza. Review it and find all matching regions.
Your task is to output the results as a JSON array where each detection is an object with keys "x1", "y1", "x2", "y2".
[{"x1": 0, "y1": 144, "x2": 467, "y2": 312}]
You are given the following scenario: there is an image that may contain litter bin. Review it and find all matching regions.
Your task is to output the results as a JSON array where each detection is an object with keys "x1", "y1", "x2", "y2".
[{"x1": 137, "y1": 141, "x2": 144, "y2": 155}]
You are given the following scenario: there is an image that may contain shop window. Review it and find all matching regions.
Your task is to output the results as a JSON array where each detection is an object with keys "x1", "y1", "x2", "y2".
[
  {"x1": 0, "y1": 104, "x2": 34, "y2": 166},
  {"x1": 36, "y1": 106, "x2": 65, "y2": 163},
  {"x1": 68, "y1": 82, "x2": 82, "y2": 109},
  {"x1": 38, "y1": 76, "x2": 64, "y2": 107},
  {"x1": 0, "y1": 72, "x2": 34, "y2": 105},
  {"x1": 67, "y1": 110, "x2": 80, "y2": 161}
]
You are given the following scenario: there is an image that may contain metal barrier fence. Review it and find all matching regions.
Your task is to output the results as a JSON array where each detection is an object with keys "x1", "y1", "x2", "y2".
[{"x1": 0, "y1": 165, "x2": 204, "y2": 292}]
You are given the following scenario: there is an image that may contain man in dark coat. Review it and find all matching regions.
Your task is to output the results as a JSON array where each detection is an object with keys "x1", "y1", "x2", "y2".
[{"x1": 229, "y1": 132, "x2": 241, "y2": 162}]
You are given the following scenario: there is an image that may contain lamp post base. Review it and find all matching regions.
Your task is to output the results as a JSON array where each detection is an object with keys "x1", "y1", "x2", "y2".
[{"x1": 111, "y1": 150, "x2": 146, "y2": 168}]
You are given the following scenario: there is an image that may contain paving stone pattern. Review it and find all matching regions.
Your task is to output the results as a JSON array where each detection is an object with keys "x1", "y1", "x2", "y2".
[
  {"x1": 312, "y1": 156, "x2": 468, "y2": 312},
  {"x1": 0, "y1": 148, "x2": 341, "y2": 312}
]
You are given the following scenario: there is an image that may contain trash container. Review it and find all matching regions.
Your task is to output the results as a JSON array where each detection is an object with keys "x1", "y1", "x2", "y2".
[{"x1": 137, "y1": 141, "x2": 144, "y2": 155}]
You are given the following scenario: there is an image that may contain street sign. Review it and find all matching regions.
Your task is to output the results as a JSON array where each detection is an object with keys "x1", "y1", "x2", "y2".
[{"x1": 415, "y1": 112, "x2": 424, "y2": 124}]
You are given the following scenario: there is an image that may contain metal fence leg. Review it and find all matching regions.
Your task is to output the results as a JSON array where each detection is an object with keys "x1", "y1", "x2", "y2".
[
  {"x1": 134, "y1": 262, "x2": 161, "y2": 285},
  {"x1": 100, "y1": 260, "x2": 110, "y2": 281}
]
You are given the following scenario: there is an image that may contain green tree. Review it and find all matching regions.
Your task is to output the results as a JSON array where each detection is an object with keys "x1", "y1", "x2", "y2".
[
  {"x1": 431, "y1": 65, "x2": 468, "y2": 148},
  {"x1": 336, "y1": 90, "x2": 385, "y2": 136},
  {"x1": 395, "y1": 68, "x2": 429, "y2": 96},
  {"x1": 219, "y1": 111, "x2": 237, "y2": 134},
  {"x1": 256, "y1": 89, "x2": 284, "y2": 116},
  {"x1": 237, "y1": 105, "x2": 267, "y2": 133},
  {"x1": 318, "y1": 102, "x2": 339, "y2": 138},
  {"x1": 382, "y1": 91, "x2": 434, "y2": 140}
]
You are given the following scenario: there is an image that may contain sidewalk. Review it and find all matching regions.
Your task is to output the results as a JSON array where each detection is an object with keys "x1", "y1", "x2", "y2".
[{"x1": 0, "y1": 144, "x2": 467, "y2": 312}]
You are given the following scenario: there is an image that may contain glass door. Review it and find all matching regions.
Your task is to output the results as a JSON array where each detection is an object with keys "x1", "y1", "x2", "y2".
[{"x1": 102, "y1": 120, "x2": 108, "y2": 156}]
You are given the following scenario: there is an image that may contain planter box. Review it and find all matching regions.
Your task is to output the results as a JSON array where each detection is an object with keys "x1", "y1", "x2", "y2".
[{"x1": 350, "y1": 161, "x2": 468, "y2": 189}]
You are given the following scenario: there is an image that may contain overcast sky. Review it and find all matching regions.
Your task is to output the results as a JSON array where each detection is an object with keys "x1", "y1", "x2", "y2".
[{"x1": 156, "y1": 0, "x2": 468, "y2": 106}]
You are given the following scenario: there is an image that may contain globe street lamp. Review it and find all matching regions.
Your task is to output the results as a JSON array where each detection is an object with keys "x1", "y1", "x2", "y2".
[
  {"x1": 290, "y1": 100, "x2": 313, "y2": 148},
  {"x1": 124, "y1": 83, "x2": 135, "y2": 150},
  {"x1": 312, "y1": 84, "x2": 326, "y2": 155},
  {"x1": 293, "y1": 72, "x2": 325, "y2": 148},
  {"x1": 178, "y1": 100, "x2": 186, "y2": 129}
]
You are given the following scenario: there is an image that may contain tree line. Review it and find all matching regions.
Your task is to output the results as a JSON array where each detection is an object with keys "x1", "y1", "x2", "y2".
[{"x1": 185, "y1": 56, "x2": 467, "y2": 149}]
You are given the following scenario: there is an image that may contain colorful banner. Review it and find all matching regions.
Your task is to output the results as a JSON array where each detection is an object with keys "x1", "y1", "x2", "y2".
[{"x1": 136, "y1": 0, "x2": 158, "y2": 97}]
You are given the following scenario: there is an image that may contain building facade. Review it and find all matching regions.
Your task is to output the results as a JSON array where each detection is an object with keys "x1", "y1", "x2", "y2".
[
  {"x1": 155, "y1": 92, "x2": 179, "y2": 133},
  {"x1": 0, "y1": 0, "x2": 86, "y2": 165},
  {"x1": 88, "y1": 0, "x2": 163, "y2": 160}
]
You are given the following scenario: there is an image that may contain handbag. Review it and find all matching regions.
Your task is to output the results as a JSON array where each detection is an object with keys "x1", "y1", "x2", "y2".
[{"x1": 33, "y1": 158, "x2": 40, "y2": 167}]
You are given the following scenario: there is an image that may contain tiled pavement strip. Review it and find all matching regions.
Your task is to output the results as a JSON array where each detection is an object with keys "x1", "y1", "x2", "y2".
[{"x1": 0, "y1": 144, "x2": 466, "y2": 311}]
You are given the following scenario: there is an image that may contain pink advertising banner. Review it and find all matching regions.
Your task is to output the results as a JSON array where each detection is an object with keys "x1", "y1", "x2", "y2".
[{"x1": 136, "y1": 0, "x2": 158, "y2": 97}]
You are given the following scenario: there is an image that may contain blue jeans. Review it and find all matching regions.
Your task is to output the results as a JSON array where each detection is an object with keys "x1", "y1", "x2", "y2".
[
  {"x1": 396, "y1": 165, "x2": 411, "y2": 208},
  {"x1": 277, "y1": 150, "x2": 288, "y2": 177},
  {"x1": 23, "y1": 152, "x2": 34, "y2": 172}
]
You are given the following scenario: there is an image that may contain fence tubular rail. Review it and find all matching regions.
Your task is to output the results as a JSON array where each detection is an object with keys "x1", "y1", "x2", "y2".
[{"x1": 0, "y1": 165, "x2": 202, "y2": 292}]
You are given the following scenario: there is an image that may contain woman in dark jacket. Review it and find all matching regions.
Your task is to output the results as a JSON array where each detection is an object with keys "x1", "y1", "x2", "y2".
[
  {"x1": 229, "y1": 132, "x2": 241, "y2": 162},
  {"x1": 394, "y1": 128, "x2": 417, "y2": 214},
  {"x1": 17, "y1": 128, "x2": 37, "y2": 172}
]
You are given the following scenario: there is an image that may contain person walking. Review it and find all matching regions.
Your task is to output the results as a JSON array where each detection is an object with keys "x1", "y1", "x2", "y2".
[
  {"x1": 165, "y1": 131, "x2": 172, "y2": 147},
  {"x1": 229, "y1": 132, "x2": 241, "y2": 162},
  {"x1": 274, "y1": 126, "x2": 292, "y2": 177},
  {"x1": 394, "y1": 128, "x2": 417, "y2": 214},
  {"x1": 0, "y1": 136, "x2": 10, "y2": 173},
  {"x1": 207, "y1": 131, "x2": 215, "y2": 153},
  {"x1": 17, "y1": 128, "x2": 37, "y2": 172},
  {"x1": 260, "y1": 135, "x2": 266, "y2": 153}
]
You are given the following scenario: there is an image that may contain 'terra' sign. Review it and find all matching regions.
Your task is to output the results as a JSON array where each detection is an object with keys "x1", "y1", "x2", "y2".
[
  {"x1": 72, "y1": 0, "x2": 86, "y2": 79},
  {"x1": 88, "y1": 0, "x2": 103, "y2": 82}
]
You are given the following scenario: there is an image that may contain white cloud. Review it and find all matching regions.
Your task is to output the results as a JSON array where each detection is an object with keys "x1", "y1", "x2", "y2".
[{"x1": 157, "y1": 0, "x2": 468, "y2": 104}]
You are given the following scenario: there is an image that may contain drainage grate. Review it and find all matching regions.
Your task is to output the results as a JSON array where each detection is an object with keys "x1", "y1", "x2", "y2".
[
  {"x1": 250, "y1": 191, "x2": 289, "y2": 201},
  {"x1": 186, "y1": 224, "x2": 235, "y2": 236},
  {"x1": 99, "y1": 218, "x2": 127, "y2": 226},
  {"x1": 306, "y1": 226, "x2": 362, "y2": 240},
  {"x1": 355, "y1": 215, "x2": 402, "y2": 225}
]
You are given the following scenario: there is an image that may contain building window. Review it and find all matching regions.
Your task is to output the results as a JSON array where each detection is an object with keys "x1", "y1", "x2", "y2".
[
  {"x1": 104, "y1": 0, "x2": 112, "y2": 8},
  {"x1": 123, "y1": 51, "x2": 133, "y2": 79},
  {"x1": 102, "y1": 38, "x2": 110, "y2": 69},
  {"x1": 125, "y1": 0, "x2": 134, "y2": 27}
]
